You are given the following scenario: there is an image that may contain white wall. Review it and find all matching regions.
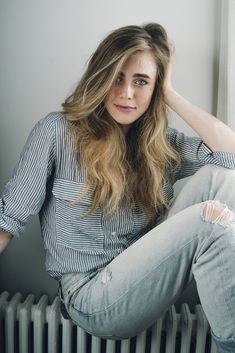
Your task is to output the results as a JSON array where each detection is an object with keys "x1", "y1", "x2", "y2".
[
  {"x1": 0, "y1": 0, "x2": 219, "y2": 302},
  {"x1": 217, "y1": 0, "x2": 235, "y2": 128}
]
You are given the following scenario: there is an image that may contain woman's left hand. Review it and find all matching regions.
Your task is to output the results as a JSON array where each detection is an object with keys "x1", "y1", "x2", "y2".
[{"x1": 164, "y1": 55, "x2": 175, "y2": 103}]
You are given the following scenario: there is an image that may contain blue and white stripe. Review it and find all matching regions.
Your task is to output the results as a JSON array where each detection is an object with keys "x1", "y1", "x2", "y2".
[{"x1": 1, "y1": 112, "x2": 235, "y2": 280}]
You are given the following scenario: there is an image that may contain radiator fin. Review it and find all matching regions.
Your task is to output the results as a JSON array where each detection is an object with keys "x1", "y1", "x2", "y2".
[{"x1": 0, "y1": 292, "x2": 219, "y2": 353}]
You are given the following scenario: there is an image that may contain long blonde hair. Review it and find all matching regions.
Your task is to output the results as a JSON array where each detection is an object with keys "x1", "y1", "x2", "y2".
[{"x1": 62, "y1": 23, "x2": 180, "y2": 220}]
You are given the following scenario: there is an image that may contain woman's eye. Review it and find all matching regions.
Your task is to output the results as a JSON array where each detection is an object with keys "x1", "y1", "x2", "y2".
[
  {"x1": 135, "y1": 79, "x2": 148, "y2": 86},
  {"x1": 115, "y1": 76, "x2": 122, "y2": 85}
]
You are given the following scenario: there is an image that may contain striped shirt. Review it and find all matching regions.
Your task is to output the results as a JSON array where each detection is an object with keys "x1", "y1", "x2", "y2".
[{"x1": 1, "y1": 112, "x2": 235, "y2": 280}]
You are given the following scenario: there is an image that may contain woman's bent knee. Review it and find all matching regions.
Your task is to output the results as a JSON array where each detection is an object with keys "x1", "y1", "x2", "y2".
[{"x1": 197, "y1": 164, "x2": 235, "y2": 179}]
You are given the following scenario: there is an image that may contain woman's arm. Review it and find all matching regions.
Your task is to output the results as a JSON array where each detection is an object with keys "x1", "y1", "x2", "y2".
[
  {"x1": 0, "y1": 231, "x2": 12, "y2": 253},
  {"x1": 164, "y1": 59, "x2": 235, "y2": 154},
  {"x1": 0, "y1": 114, "x2": 56, "y2": 238}
]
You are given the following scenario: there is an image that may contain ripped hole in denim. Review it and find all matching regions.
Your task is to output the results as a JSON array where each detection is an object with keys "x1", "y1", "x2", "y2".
[
  {"x1": 101, "y1": 267, "x2": 112, "y2": 284},
  {"x1": 201, "y1": 200, "x2": 234, "y2": 226}
]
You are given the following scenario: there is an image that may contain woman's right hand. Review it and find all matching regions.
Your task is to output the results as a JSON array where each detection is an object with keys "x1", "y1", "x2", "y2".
[
  {"x1": 163, "y1": 54, "x2": 176, "y2": 104},
  {"x1": 0, "y1": 231, "x2": 12, "y2": 253}
]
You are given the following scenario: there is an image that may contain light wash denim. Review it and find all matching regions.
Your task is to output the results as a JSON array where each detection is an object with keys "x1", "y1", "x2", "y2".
[{"x1": 59, "y1": 165, "x2": 235, "y2": 353}]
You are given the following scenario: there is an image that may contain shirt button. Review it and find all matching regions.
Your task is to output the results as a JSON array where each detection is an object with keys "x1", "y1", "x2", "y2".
[{"x1": 111, "y1": 231, "x2": 116, "y2": 236}]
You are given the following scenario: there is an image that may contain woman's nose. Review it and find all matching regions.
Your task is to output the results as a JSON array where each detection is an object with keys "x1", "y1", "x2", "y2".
[{"x1": 118, "y1": 83, "x2": 134, "y2": 100}]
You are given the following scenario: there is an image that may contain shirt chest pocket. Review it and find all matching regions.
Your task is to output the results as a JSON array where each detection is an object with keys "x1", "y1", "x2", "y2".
[{"x1": 52, "y1": 178, "x2": 104, "y2": 252}]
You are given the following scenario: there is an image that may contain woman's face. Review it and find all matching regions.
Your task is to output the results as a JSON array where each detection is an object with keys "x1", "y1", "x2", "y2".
[{"x1": 104, "y1": 50, "x2": 157, "y2": 133}]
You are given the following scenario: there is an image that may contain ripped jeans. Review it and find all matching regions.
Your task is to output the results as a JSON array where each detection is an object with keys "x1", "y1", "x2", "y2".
[{"x1": 59, "y1": 165, "x2": 235, "y2": 353}]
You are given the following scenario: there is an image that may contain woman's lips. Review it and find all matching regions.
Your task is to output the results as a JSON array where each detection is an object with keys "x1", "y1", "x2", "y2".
[{"x1": 114, "y1": 104, "x2": 136, "y2": 112}]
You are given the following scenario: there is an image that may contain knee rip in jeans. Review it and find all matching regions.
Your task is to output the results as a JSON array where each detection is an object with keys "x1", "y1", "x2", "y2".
[{"x1": 201, "y1": 200, "x2": 234, "y2": 226}]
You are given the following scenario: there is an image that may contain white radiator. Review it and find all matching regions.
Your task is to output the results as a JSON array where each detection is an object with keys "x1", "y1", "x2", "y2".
[{"x1": 0, "y1": 291, "x2": 218, "y2": 353}]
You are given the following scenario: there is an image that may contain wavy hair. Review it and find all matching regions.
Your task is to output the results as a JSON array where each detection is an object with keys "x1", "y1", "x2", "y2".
[{"x1": 62, "y1": 23, "x2": 181, "y2": 221}]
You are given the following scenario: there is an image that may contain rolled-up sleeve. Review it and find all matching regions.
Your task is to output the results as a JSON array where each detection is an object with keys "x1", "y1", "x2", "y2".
[
  {"x1": 0, "y1": 115, "x2": 56, "y2": 237},
  {"x1": 167, "y1": 128, "x2": 235, "y2": 181}
]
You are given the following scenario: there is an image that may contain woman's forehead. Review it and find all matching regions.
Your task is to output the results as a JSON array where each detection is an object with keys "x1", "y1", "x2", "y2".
[{"x1": 120, "y1": 51, "x2": 157, "y2": 78}]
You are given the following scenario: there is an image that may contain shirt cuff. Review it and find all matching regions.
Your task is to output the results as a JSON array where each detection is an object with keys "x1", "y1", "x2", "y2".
[
  {"x1": 198, "y1": 142, "x2": 235, "y2": 169},
  {"x1": 0, "y1": 199, "x2": 23, "y2": 237}
]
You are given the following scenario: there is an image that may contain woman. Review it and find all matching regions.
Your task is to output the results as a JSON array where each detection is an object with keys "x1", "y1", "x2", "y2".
[{"x1": 0, "y1": 23, "x2": 235, "y2": 352}]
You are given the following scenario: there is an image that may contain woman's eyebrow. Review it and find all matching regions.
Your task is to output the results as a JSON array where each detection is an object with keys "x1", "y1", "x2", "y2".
[
  {"x1": 119, "y1": 72, "x2": 151, "y2": 79},
  {"x1": 133, "y1": 73, "x2": 151, "y2": 79}
]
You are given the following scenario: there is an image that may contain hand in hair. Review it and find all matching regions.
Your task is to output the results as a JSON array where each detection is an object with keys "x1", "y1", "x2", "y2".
[
  {"x1": 163, "y1": 54, "x2": 175, "y2": 103},
  {"x1": 162, "y1": 54, "x2": 235, "y2": 154}
]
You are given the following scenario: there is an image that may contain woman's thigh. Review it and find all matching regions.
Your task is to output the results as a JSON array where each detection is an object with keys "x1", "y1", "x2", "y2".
[
  {"x1": 64, "y1": 165, "x2": 235, "y2": 338},
  {"x1": 67, "y1": 202, "x2": 219, "y2": 338}
]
